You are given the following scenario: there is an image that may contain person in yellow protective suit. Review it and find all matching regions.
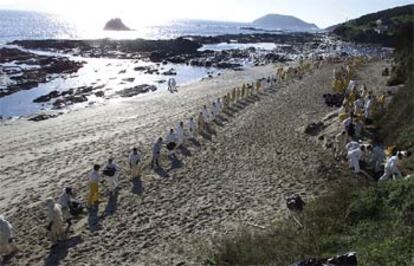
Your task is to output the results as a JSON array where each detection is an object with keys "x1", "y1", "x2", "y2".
[
  {"x1": 241, "y1": 84, "x2": 246, "y2": 98},
  {"x1": 378, "y1": 93, "x2": 386, "y2": 109},
  {"x1": 197, "y1": 111, "x2": 204, "y2": 133},
  {"x1": 222, "y1": 95, "x2": 228, "y2": 110},
  {"x1": 87, "y1": 164, "x2": 101, "y2": 207},
  {"x1": 231, "y1": 88, "x2": 236, "y2": 102},
  {"x1": 256, "y1": 80, "x2": 261, "y2": 93}
]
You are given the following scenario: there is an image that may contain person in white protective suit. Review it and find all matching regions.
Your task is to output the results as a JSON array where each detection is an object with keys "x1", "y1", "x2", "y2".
[
  {"x1": 168, "y1": 78, "x2": 177, "y2": 93},
  {"x1": 58, "y1": 187, "x2": 74, "y2": 231},
  {"x1": 202, "y1": 105, "x2": 210, "y2": 125},
  {"x1": 151, "y1": 137, "x2": 163, "y2": 168},
  {"x1": 102, "y1": 158, "x2": 120, "y2": 193},
  {"x1": 45, "y1": 198, "x2": 65, "y2": 244},
  {"x1": 187, "y1": 117, "x2": 196, "y2": 139},
  {"x1": 211, "y1": 102, "x2": 219, "y2": 120},
  {"x1": 364, "y1": 95, "x2": 372, "y2": 120},
  {"x1": 0, "y1": 215, "x2": 17, "y2": 258},
  {"x1": 260, "y1": 78, "x2": 267, "y2": 91},
  {"x1": 216, "y1": 98, "x2": 223, "y2": 112},
  {"x1": 334, "y1": 131, "x2": 347, "y2": 160},
  {"x1": 166, "y1": 129, "x2": 178, "y2": 157},
  {"x1": 129, "y1": 148, "x2": 141, "y2": 179},
  {"x1": 176, "y1": 121, "x2": 185, "y2": 148},
  {"x1": 379, "y1": 152, "x2": 403, "y2": 181},
  {"x1": 347, "y1": 146, "x2": 373, "y2": 180},
  {"x1": 353, "y1": 97, "x2": 365, "y2": 114},
  {"x1": 345, "y1": 140, "x2": 360, "y2": 152},
  {"x1": 347, "y1": 146, "x2": 363, "y2": 173}
]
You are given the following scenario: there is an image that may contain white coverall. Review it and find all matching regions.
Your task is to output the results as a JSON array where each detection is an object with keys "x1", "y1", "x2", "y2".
[
  {"x1": 379, "y1": 156, "x2": 402, "y2": 181},
  {"x1": 45, "y1": 199, "x2": 65, "y2": 243},
  {"x1": 129, "y1": 152, "x2": 141, "y2": 178},
  {"x1": 354, "y1": 98, "x2": 365, "y2": 114},
  {"x1": 345, "y1": 141, "x2": 360, "y2": 152},
  {"x1": 202, "y1": 108, "x2": 210, "y2": 123},
  {"x1": 364, "y1": 98, "x2": 372, "y2": 119},
  {"x1": 347, "y1": 148, "x2": 362, "y2": 173},
  {"x1": 58, "y1": 189, "x2": 72, "y2": 222},
  {"x1": 176, "y1": 124, "x2": 184, "y2": 147},
  {"x1": 187, "y1": 118, "x2": 196, "y2": 138},
  {"x1": 103, "y1": 162, "x2": 119, "y2": 192},
  {"x1": 0, "y1": 215, "x2": 16, "y2": 256},
  {"x1": 211, "y1": 103, "x2": 219, "y2": 119},
  {"x1": 334, "y1": 132, "x2": 347, "y2": 158}
]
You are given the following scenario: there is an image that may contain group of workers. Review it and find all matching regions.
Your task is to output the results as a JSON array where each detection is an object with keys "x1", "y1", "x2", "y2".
[
  {"x1": 0, "y1": 58, "x2": 336, "y2": 261},
  {"x1": 331, "y1": 59, "x2": 411, "y2": 182}
]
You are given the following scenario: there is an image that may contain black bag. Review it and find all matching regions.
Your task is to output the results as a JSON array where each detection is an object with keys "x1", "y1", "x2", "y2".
[
  {"x1": 167, "y1": 142, "x2": 176, "y2": 151},
  {"x1": 287, "y1": 194, "x2": 305, "y2": 211},
  {"x1": 103, "y1": 166, "x2": 116, "y2": 177},
  {"x1": 69, "y1": 201, "x2": 85, "y2": 216}
]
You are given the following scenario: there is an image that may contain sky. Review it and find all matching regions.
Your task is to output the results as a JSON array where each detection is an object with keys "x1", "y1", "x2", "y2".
[{"x1": 0, "y1": 0, "x2": 413, "y2": 28}]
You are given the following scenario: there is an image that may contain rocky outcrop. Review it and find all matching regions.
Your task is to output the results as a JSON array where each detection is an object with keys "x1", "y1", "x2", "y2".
[
  {"x1": 104, "y1": 18, "x2": 131, "y2": 31},
  {"x1": 28, "y1": 113, "x2": 60, "y2": 122},
  {"x1": 304, "y1": 122, "x2": 325, "y2": 136},
  {"x1": 118, "y1": 85, "x2": 157, "y2": 97},
  {"x1": 0, "y1": 48, "x2": 84, "y2": 98},
  {"x1": 33, "y1": 90, "x2": 60, "y2": 103}
]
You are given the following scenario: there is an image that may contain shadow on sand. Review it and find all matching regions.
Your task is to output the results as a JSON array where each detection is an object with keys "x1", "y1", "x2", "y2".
[
  {"x1": 87, "y1": 206, "x2": 101, "y2": 232},
  {"x1": 43, "y1": 236, "x2": 83, "y2": 266},
  {"x1": 177, "y1": 145, "x2": 192, "y2": 157},
  {"x1": 103, "y1": 191, "x2": 118, "y2": 217},
  {"x1": 131, "y1": 176, "x2": 145, "y2": 195},
  {"x1": 188, "y1": 138, "x2": 201, "y2": 147},
  {"x1": 167, "y1": 155, "x2": 183, "y2": 171},
  {"x1": 154, "y1": 166, "x2": 170, "y2": 178}
]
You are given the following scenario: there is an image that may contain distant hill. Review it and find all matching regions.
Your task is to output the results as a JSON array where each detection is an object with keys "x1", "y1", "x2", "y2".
[
  {"x1": 104, "y1": 18, "x2": 131, "y2": 31},
  {"x1": 331, "y1": 4, "x2": 414, "y2": 47},
  {"x1": 253, "y1": 14, "x2": 319, "y2": 32}
]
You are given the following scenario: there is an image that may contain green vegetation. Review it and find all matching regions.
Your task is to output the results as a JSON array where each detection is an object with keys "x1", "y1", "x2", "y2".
[
  {"x1": 208, "y1": 179, "x2": 414, "y2": 265},
  {"x1": 332, "y1": 4, "x2": 414, "y2": 47}
]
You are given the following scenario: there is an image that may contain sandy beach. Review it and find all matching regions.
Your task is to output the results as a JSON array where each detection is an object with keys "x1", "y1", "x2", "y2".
[{"x1": 0, "y1": 60, "x2": 384, "y2": 265}]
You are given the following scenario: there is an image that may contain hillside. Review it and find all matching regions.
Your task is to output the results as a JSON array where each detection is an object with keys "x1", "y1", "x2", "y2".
[
  {"x1": 332, "y1": 4, "x2": 414, "y2": 46},
  {"x1": 253, "y1": 14, "x2": 318, "y2": 32}
]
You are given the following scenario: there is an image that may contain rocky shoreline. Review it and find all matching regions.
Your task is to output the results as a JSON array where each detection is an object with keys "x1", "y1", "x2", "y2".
[
  {"x1": 0, "y1": 48, "x2": 85, "y2": 98},
  {"x1": 1, "y1": 33, "x2": 323, "y2": 119},
  {"x1": 8, "y1": 33, "x2": 317, "y2": 67}
]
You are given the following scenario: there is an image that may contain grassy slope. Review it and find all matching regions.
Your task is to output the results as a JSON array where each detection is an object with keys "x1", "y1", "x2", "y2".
[{"x1": 210, "y1": 179, "x2": 414, "y2": 266}]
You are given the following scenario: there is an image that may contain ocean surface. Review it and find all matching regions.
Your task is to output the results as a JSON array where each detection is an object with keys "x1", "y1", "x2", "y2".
[
  {"x1": 0, "y1": 10, "x2": 269, "y2": 44},
  {"x1": 0, "y1": 10, "x2": 278, "y2": 117}
]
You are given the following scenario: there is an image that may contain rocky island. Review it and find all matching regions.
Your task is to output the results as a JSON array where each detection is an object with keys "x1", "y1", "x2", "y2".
[{"x1": 104, "y1": 18, "x2": 131, "y2": 31}]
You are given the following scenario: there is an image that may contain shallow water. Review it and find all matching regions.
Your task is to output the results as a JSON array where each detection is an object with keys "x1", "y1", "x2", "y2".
[{"x1": 0, "y1": 54, "x2": 220, "y2": 117}]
